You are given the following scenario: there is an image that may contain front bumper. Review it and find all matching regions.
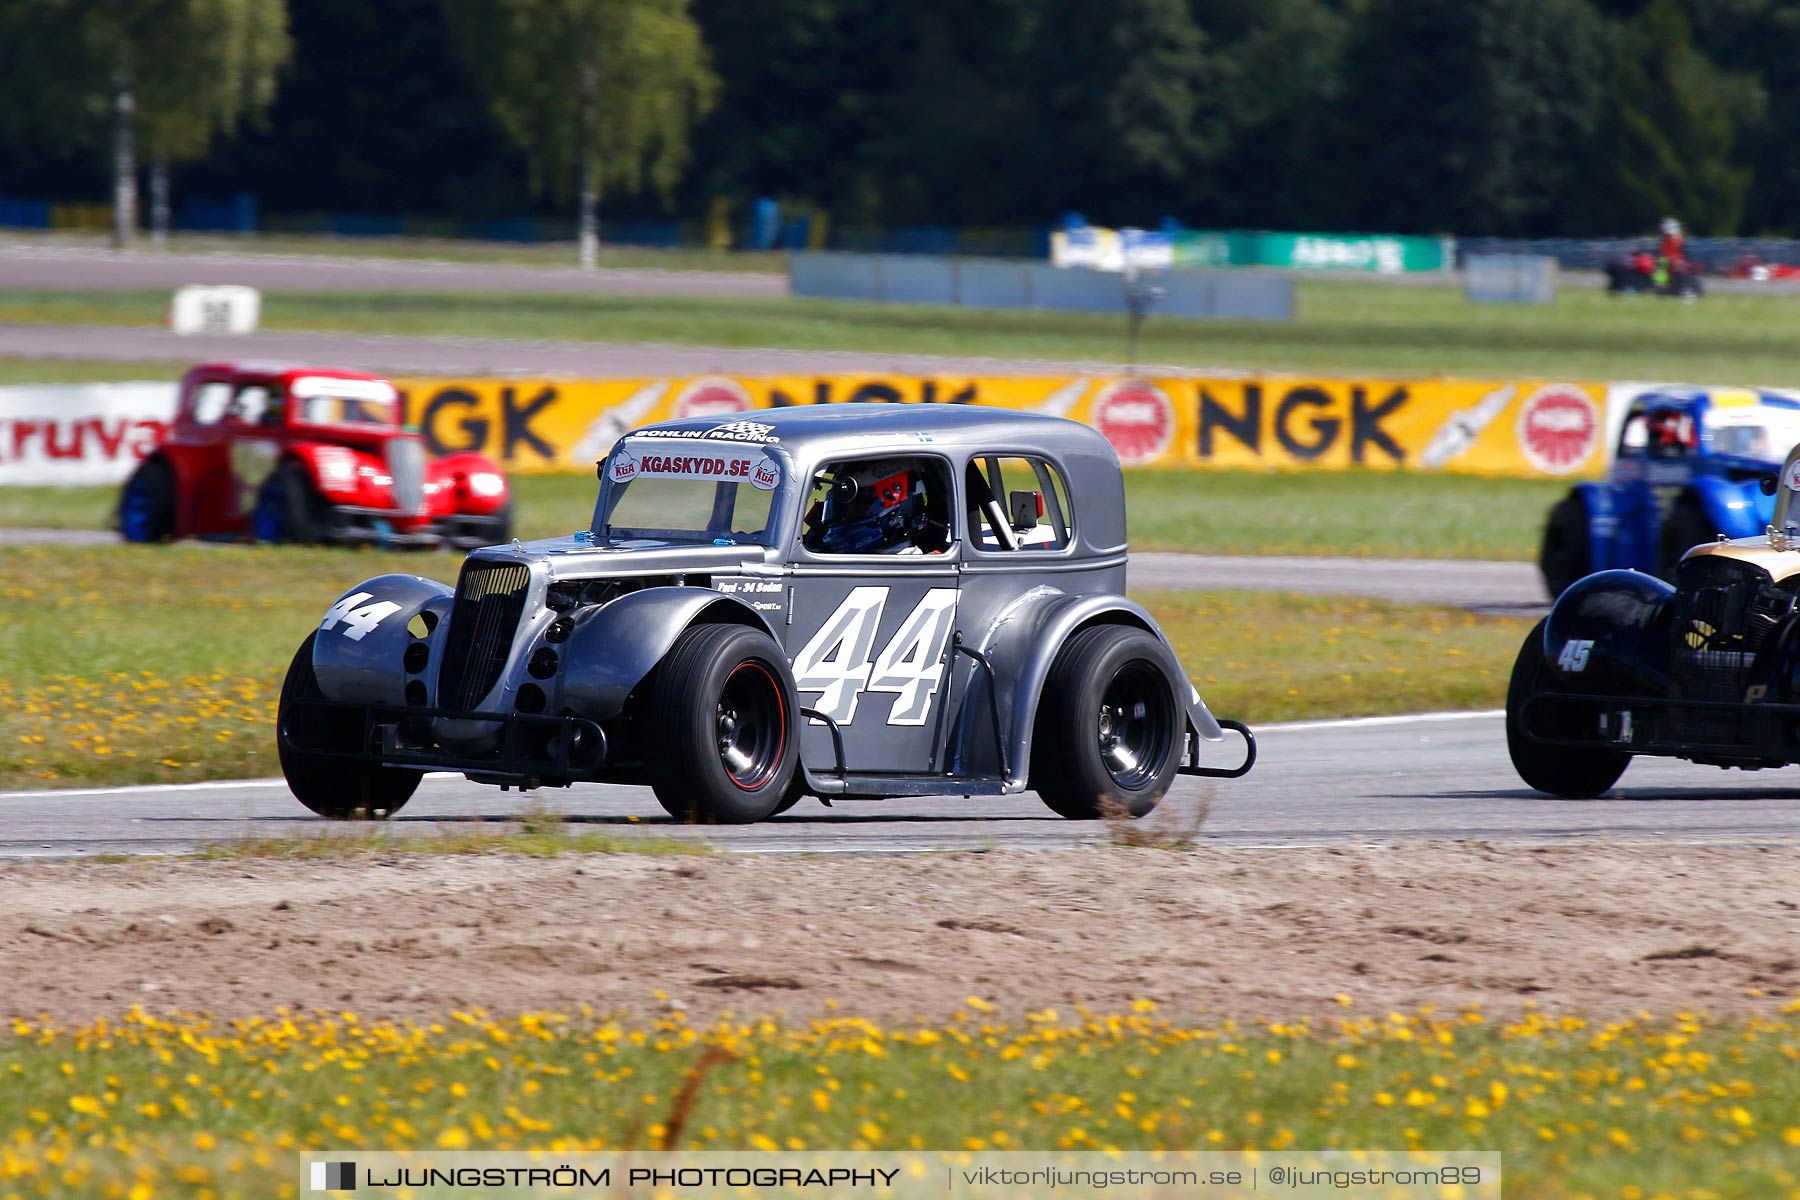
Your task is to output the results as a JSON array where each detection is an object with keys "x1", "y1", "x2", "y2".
[
  {"x1": 279, "y1": 698, "x2": 606, "y2": 784},
  {"x1": 1522, "y1": 690, "x2": 1800, "y2": 766},
  {"x1": 324, "y1": 506, "x2": 509, "y2": 549}
]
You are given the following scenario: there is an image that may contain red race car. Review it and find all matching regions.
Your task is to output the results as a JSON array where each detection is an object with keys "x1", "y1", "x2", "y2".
[{"x1": 118, "y1": 362, "x2": 512, "y2": 548}]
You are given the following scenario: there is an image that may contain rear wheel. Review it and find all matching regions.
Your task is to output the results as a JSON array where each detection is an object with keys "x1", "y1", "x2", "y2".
[
  {"x1": 254, "y1": 462, "x2": 329, "y2": 544},
  {"x1": 277, "y1": 632, "x2": 421, "y2": 818},
  {"x1": 1505, "y1": 618, "x2": 1628, "y2": 798},
  {"x1": 1539, "y1": 492, "x2": 1591, "y2": 599},
  {"x1": 647, "y1": 624, "x2": 799, "y2": 824},
  {"x1": 118, "y1": 458, "x2": 175, "y2": 543},
  {"x1": 1657, "y1": 495, "x2": 1710, "y2": 582},
  {"x1": 1032, "y1": 626, "x2": 1182, "y2": 820}
]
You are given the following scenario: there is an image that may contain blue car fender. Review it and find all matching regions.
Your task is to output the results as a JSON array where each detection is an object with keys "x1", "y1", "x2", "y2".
[{"x1": 1689, "y1": 476, "x2": 1773, "y2": 540}]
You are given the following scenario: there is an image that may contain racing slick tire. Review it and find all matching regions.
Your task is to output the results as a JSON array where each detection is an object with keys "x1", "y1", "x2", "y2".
[
  {"x1": 118, "y1": 458, "x2": 176, "y2": 543},
  {"x1": 1657, "y1": 495, "x2": 1711, "y2": 582},
  {"x1": 276, "y1": 633, "x2": 422, "y2": 819},
  {"x1": 1539, "y1": 492, "x2": 1591, "y2": 599},
  {"x1": 1031, "y1": 625, "x2": 1181, "y2": 820},
  {"x1": 646, "y1": 623, "x2": 800, "y2": 824},
  {"x1": 1505, "y1": 619, "x2": 1628, "y2": 799},
  {"x1": 254, "y1": 462, "x2": 330, "y2": 545}
]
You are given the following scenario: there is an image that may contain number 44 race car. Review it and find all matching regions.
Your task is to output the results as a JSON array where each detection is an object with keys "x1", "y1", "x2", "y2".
[
  {"x1": 1506, "y1": 443, "x2": 1800, "y2": 797},
  {"x1": 277, "y1": 404, "x2": 1255, "y2": 822}
]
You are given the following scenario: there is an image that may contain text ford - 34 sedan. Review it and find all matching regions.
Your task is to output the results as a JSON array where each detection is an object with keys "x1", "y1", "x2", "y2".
[{"x1": 277, "y1": 404, "x2": 1254, "y2": 823}]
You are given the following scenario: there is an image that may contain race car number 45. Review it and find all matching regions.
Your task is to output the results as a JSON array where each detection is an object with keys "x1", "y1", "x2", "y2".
[{"x1": 1557, "y1": 639, "x2": 1593, "y2": 672}]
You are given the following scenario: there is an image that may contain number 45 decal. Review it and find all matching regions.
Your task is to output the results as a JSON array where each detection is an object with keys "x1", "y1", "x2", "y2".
[
  {"x1": 320, "y1": 591, "x2": 403, "y2": 642},
  {"x1": 792, "y1": 587, "x2": 957, "y2": 726},
  {"x1": 1556, "y1": 638, "x2": 1594, "y2": 672}
]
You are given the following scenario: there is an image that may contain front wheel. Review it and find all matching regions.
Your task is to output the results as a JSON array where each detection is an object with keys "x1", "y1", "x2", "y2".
[
  {"x1": 1539, "y1": 492, "x2": 1591, "y2": 599},
  {"x1": 1505, "y1": 618, "x2": 1628, "y2": 798},
  {"x1": 277, "y1": 632, "x2": 421, "y2": 818},
  {"x1": 254, "y1": 462, "x2": 329, "y2": 544},
  {"x1": 1031, "y1": 626, "x2": 1182, "y2": 820},
  {"x1": 1657, "y1": 495, "x2": 1710, "y2": 582},
  {"x1": 118, "y1": 458, "x2": 176, "y2": 542},
  {"x1": 646, "y1": 624, "x2": 800, "y2": 824}
]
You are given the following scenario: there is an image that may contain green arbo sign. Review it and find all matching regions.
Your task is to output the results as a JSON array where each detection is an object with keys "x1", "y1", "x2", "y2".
[{"x1": 1170, "y1": 230, "x2": 1452, "y2": 273}]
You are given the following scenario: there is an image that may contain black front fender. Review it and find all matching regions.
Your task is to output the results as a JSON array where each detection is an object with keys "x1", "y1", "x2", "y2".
[
  {"x1": 311, "y1": 574, "x2": 456, "y2": 707},
  {"x1": 1543, "y1": 569, "x2": 1675, "y2": 694},
  {"x1": 558, "y1": 587, "x2": 778, "y2": 723}
]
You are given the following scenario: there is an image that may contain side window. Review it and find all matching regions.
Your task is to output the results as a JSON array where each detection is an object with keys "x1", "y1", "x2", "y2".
[
  {"x1": 967, "y1": 455, "x2": 1072, "y2": 551},
  {"x1": 1647, "y1": 407, "x2": 1696, "y2": 460},
  {"x1": 226, "y1": 385, "x2": 271, "y2": 425},
  {"x1": 189, "y1": 382, "x2": 232, "y2": 425},
  {"x1": 1617, "y1": 412, "x2": 1649, "y2": 459},
  {"x1": 802, "y1": 456, "x2": 953, "y2": 555}
]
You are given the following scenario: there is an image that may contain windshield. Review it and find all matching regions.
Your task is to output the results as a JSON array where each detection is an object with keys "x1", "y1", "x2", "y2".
[
  {"x1": 595, "y1": 439, "x2": 784, "y2": 546},
  {"x1": 292, "y1": 377, "x2": 399, "y2": 427},
  {"x1": 300, "y1": 395, "x2": 394, "y2": 426},
  {"x1": 1706, "y1": 408, "x2": 1800, "y2": 461}
]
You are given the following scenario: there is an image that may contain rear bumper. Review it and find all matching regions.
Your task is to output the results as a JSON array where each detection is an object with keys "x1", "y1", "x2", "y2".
[
  {"x1": 1180, "y1": 718, "x2": 1256, "y2": 779},
  {"x1": 279, "y1": 697, "x2": 606, "y2": 785}
]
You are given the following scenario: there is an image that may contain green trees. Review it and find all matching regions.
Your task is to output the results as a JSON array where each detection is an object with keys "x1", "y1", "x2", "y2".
[
  {"x1": 0, "y1": 0, "x2": 290, "y2": 248},
  {"x1": 1603, "y1": 0, "x2": 1765, "y2": 234},
  {"x1": 1334, "y1": 0, "x2": 1609, "y2": 236},
  {"x1": 442, "y1": 0, "x2": 719, "y2": 268}
]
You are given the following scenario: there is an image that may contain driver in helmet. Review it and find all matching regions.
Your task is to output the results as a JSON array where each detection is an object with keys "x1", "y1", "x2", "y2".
[{"x1": 808, "y1": 460, "x2": 935, "y2": 554}]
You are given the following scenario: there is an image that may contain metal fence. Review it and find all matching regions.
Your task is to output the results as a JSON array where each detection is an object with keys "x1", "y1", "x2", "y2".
[{"x1": 789, "y1": 252, "x2": 1295, "y2": 320}]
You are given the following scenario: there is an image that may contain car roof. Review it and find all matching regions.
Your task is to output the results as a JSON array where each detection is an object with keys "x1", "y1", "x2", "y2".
[
  {"x1": 632, "y1": 401, "x2": 1119, "y2": 459},
  {"x1": 185, "y1": 362, "x2": 390, "y2": 386},
  {"x1": 1630, "y1": 387, "x2": 1800, "y2": 414}
]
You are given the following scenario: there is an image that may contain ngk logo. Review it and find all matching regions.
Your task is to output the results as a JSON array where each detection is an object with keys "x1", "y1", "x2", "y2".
[
  {"x1": 1091, "y1": 380, "x2": 1175, "y2": 465},
  {"x1": 1517, "y1": 386, "x2": 1599, "y2": 475}
]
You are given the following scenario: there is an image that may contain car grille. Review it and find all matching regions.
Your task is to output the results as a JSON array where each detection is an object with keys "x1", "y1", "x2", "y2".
[
  {"x1": 387, "y1": 438, "x2": 426, "y2": 513},
  {"x1": 1669, "y1": 557, "x2": 1797, "y2": 743},
  {"x1": 438, "y1": 562, "x2": 531, "y2": 710}
]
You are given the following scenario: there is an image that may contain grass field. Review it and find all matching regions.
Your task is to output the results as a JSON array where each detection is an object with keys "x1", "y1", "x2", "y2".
[
  {"x1": 0, "y1": 358, "x2": 183, "y2": 385},
  {"x1": 2, "y1": 1004, "x2": 1796, "y2": 1198},
  {"x1": 0, "y1": 469, "x2": 1562, "y2": 559},
  {"x1": 0, "y1": 542, "x2": 1528, "y2": 789},
  {"x1": 6, "y1": 280, "x2": 1800, "y2": 382}
]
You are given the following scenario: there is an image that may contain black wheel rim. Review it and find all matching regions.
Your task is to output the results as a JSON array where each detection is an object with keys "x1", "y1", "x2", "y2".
[
  {"x1": 1095, "y1": 661, "x2": 1174, "y2": 790},
  {"x1": 717, "y1": 661, "x2": 786, "y2": 790}
]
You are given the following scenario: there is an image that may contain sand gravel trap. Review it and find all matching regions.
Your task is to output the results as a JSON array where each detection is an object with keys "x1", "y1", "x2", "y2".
[{"x1": 3, "y1": 843, "x2": 1798, "y2": 1023}]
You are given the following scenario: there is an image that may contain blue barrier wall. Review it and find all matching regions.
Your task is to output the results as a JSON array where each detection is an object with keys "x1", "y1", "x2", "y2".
[{"x1": 789, "y1": 252, "x2": 1294, "y2": 321}]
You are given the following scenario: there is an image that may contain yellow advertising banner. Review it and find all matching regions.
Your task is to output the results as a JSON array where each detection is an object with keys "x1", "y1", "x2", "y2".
[{"x1": 390, "y1": 374, "x2": 1610, "y2": 480}]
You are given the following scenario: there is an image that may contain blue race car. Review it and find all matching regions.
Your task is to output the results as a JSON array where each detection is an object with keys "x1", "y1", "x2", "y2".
[{"x1": 1539, "y1": 388, "x2": 1798, "y2": 597}]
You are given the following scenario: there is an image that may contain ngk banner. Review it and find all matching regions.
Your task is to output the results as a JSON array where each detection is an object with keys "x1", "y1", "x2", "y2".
[
  {"x1": 390, "y1": 374, "x2": 1612, "y2": 478},
  {"x1": 0, "y1": 374, "x2": 1615, "y2": 486},
  {"x1": 0, "y1": 383, "x2": 178, "y2": 484}
]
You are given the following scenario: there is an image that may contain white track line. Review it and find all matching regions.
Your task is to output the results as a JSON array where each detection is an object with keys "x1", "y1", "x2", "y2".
[
  {"x1": 0, "y1": 714, "x2": 1505, "y2": 803},
  {"x1": 1255, "y1": 710, "x2": 1503, "y2": 733}
]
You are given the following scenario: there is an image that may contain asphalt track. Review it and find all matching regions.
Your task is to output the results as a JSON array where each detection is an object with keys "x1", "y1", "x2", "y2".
[
  {"x1": 5, "y1": 711, "x2": 1799, "y2": 859},
  {"x1": 0, "y1": 321, "x2": 1233, "y2": 379},
  {"x1": 0, "y1": 534, "x2": 1548, "y2": 613}
]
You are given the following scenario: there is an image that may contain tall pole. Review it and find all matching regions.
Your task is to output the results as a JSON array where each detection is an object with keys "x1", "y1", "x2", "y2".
[
  {"x1": 577, "y1": 62, "x2": 599, "y2": 270},
  {"x1": 110, "y1": 61, "x2": 137, "y2": 251}
]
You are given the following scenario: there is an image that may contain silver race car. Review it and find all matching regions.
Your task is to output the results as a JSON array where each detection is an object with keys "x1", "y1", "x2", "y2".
[{"x1": 277, "y1": 404, "x2": 1255, "y2": 822}]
